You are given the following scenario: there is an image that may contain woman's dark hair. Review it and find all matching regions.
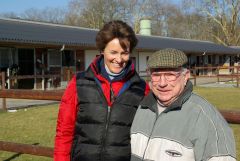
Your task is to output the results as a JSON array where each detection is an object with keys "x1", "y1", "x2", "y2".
[{"x1": 96, "y1": 20, "x2": 138, "y2": 53}]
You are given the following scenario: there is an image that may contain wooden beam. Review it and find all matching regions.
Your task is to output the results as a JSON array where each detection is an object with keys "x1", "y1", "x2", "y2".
[
  {"x1": 1, "y1": 71, "x2": 7, "y2": 110},
  {"x1": 0, "y1": 89, "x2": 63, "y2": 101},
  {"x1": 220, "y1": 110, "x2": 240, "y2": 124},
  {"x1": 0, "y1": 141, "x2": 53, "y2": 158}
]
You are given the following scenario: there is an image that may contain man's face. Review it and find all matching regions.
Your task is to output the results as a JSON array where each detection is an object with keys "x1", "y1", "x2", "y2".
[{"x1": 150, "y1": 68, "x2": 190, "y2": 106}]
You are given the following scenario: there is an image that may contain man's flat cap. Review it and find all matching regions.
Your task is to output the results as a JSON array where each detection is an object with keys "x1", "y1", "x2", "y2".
[{"x1": 147, "y1": 48, "x2": 188, "y2": 69}]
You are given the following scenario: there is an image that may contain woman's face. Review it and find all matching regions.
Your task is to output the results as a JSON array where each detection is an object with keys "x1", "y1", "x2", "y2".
[{"x1": 102, "y1": 38, "x2": 130, "y2": 74}]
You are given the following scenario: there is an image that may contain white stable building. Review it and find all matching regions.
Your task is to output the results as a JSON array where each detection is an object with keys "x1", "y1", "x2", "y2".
[{"x1": 0, "y1": 18, "x2": 240, "y2": 89}]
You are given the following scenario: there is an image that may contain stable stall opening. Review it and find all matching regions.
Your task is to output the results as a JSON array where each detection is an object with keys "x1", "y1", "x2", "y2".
[{"x1": 18, "y1": 48, "x2": 34, "y2": 89}]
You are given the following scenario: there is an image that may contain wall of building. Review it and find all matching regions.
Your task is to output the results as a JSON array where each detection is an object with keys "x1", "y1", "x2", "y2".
[
  {"x1": 130, "y1": 50, "x2": 139, "y2": 72},
  {"x1": 85, "y1": 50, "x2": 99, "y2": 69},
  {"x1": 138, "y1": 51, "x2": 153, "y2": 76},
  {"x1": 1, "y1": 43, "x2": 240, "y2": 89}
]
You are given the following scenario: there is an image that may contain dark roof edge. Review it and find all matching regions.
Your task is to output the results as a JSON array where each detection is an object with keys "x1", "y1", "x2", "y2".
[
  {"x1": 0, "y1": 17, "x2": 99, "y2": 32},
  {"x1": 137, "y1": 34, "x2": 216, "y2": 44}
]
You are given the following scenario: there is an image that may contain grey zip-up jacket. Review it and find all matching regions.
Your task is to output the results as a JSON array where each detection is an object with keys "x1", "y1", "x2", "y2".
[{"x1": 131, "y1": 81, "x2": 236, "y2": 161}]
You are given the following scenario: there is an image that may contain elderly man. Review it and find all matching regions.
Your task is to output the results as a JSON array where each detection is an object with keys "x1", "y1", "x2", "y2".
[{"x1": 131, "y1": 48, "x2": 236, "y2": 161}]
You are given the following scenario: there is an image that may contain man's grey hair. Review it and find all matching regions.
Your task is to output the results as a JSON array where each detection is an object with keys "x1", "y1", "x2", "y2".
[{"x1": 180, "y1": 67, "x2": 189, "y2": 76}]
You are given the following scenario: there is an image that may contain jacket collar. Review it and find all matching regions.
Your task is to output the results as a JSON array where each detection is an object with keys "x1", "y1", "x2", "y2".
[
  {"x1": 99, "y1": 57, "x2": 133, "y2": 82},
  {"x1": 140, "y1": 81, "x2": 193, "y2": 113},
  {"x1": 140, "y1": 92, "x2": 158, "y2": 113}
]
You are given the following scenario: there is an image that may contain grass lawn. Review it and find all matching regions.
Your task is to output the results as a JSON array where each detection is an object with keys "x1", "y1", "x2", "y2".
[
  {"x1": 193, "y1": 86, "x2": 240, "y2": 110},
  {"x1": 0, "y1": 86, "x2": 239, "y2": 160},
  {"x1": 0, "y1": 104, "x2": 58, "y2": 161}
]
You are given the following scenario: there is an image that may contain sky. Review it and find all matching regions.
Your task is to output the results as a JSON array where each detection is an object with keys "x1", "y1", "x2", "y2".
[
  {"x1": 0, "y1": 0, "x2": 181, "y2": 15},
  {"x1": 0, "y1": 0, "x2": 70, "y2": 15}
]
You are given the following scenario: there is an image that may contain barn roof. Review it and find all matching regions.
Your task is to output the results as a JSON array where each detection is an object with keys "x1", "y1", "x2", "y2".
[{"x1": 0, "y1": 18, "x2": 239, "y2": 54}]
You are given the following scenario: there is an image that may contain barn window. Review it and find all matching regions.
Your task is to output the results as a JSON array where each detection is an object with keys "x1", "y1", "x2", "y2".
[
  {"x1": 0, "y1": 48, "x2": 10, "y2": 68},
  {"x1": 208, "y1": 55, "x2": 212, "y2": 64},
  {"x1": 62, "y1": 50, "x2": 75, "y2": 66},
  {"x1": 48, "y1": 50, "x2": 61, "y2": 67}
]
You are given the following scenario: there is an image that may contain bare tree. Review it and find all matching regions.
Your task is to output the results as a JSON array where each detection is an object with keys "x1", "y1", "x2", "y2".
[
  {"x1": 120, "y1": 0, "x2": 154, "y2": 33},
  {"x1": 166, "y1": 9, "x2": 212, "y2": 41},
  {"x1": 65, "y1": 0, "x2": 125, "y2": 29},
  {"x1": 66, "y1": 0, "x2": 172, "y2": 33},
  {"x1": 0, "y1": 12, "x2": 19, "y2": 19},
  {"x1": 183, "y1": 0, "x2": 240, "y2": 46},
  {"x1": 120, "y1": 0, "x2": 194, "y2": 36},
  {"x1": 151, "y1": 2, "x2": 182, "y2": 36},
  {"x1": 21, "y1": 7, "x2": 67, "y2": 24}
]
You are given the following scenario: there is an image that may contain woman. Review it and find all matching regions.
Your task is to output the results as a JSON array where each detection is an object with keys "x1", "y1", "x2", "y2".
[{"x1": 54, "y1": 20, "x2": 150, "y2": 161}]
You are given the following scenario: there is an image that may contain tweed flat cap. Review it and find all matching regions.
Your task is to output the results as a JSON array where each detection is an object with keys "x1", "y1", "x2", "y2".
[{"x1": 147, "y1": 48, "x2": 188, "y2": 69}]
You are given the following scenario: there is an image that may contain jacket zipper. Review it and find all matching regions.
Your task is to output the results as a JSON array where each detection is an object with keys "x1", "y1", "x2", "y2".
[
  {"x1": 100, "y1": 81, "x2": 131, "y2": 160},
  {"x1": 104, "y1": 105, "x2": 111, "y2": 139},
  {"x1": 100, "y1": 83, "x2": 114, "y2": 160},
  {"x1": 104, "y1": 105, "x2": 111, "y2": 141},
  {"x1": 142, "y1": 111, "x2": 162, "y2": 160},
  {"x1": 94, "y1": 78, "x2": 132, "y2": 160}
]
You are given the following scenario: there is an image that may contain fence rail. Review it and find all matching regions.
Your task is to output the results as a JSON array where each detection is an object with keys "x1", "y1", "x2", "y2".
[
  {"x1": 0, "y1": 71, "x2": 73, "y2": 90},
  {"x1": 0, "y1": 89, "x2": 63, "y2": 100},
  {"x1": 8, "y1": 74, "x2": 62, "y2": 79},
  {"x1": 0, "y1": 141, "x2": 53, "y2": 158},
  {"x1": 220, "y1": 110, "x2": 240, "y2": 124}
]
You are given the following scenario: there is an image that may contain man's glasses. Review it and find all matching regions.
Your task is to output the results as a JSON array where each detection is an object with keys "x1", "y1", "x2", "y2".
[{"x1": 150, "y1": 72, "x2": 181, "y2": 82}]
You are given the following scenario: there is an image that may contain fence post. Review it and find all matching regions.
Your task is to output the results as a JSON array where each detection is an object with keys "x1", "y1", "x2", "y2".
[
  {"x1": 237, "y1": 66, "x2": 239, "y2": 88},
  {"x1": 7, "y1": 68, "x2": 10, "y2": 89},
  {"x1": 217, "y1": 66, "x2": 220, "y2": 83},
  {"x1": 192, "y1": 67, "x2": 197, "y2": 86},
  {"x1": 41, "y1": 72, "x2": 44, "y2": 90},
  {"x1": 67, "y1": 68, "x2": 71, "y2": 81},
  {"x1": 1, "y1": 71, "x2": 7, "y2": 110},
  {"x1": 193, "y1": 75, "x2": 196, "y2": 86}
]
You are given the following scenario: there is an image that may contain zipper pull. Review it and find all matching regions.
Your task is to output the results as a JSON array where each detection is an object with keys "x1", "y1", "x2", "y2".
[{"x1": 110, "y1": 83, "x2": 116, "y2": 103}]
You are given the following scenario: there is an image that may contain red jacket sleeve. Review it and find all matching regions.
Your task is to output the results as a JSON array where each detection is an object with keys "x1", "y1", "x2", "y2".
[
  {"x1": 54, "y1": 76, "x2": 78, "y2": 161},
  {"x1": 144, "y1": 81, "x2": 150, "y2": 96}
]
